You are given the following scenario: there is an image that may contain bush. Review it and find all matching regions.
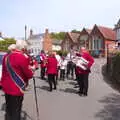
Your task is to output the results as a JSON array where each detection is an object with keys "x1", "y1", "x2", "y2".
[{"x1": 110, "y1": 53, "x2": 120, "y2": 83}]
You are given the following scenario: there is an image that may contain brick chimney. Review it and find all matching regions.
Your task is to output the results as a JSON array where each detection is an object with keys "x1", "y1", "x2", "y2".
[
  {"x1": 30, "y1": 29, "x2": 33, "y2": 37},
  {"x1": 45, "y1": 28, "x2": 48, "y2": 34},
  {"x1": 43, "y1": 28, "x2": 52, "y2": 52}
]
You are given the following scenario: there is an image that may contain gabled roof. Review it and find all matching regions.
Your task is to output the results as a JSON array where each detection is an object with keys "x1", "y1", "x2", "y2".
[
  {"x1": 97, "y1": 26, "x2": 116, "y2": 40},
  {"x1": 86, "y1": 29, "x2": 92, "y2": 34},
  {"x1": 68, "y1": 32, "x2": 80, "y2": 43},
  {"x1": 117, "y1": 19, "x2": 120, "y2": 25},
  {"x1": 81, "y1": 28, "x2": 92, "y2": 35},
  {"x1": 114, "y1": 19, "x2": 120, "y2": 30},
  {"x1": 28, "y1": 33, "x2": 44, "y2": 40}
]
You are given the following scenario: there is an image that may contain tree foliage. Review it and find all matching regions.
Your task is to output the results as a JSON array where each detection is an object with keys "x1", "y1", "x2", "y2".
[
  {"x1": 0, "y1": 38, "x2": 16, "y2": 51},
  {"x1": 71, "y1": 29, "x2": 80, "y2": 32},
  {"x1": 51, "y1": 32, "x2": 66, "y2": 40}
]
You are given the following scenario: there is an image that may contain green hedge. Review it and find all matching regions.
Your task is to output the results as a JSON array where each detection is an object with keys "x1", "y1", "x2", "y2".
[{"x1": 103, "y1": 52, "x2": 120, "y2": 91}]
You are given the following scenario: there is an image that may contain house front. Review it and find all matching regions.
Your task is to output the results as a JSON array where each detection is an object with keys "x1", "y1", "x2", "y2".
[
  {"x1": 61, "y1": 32, "x2": 80, "y2": 52},
  {"x1": 89, "y1": 25, "x2": 116, "y2": 57},
  {"x1": 78, "y1": 28, "x2": 91, "y2": 50},
  {"x1": 27, "y1": 29, "x2": 44, "y2": 55},
  {"x1": 114, "y1": 19, "x2": 120, "y2": 47}
]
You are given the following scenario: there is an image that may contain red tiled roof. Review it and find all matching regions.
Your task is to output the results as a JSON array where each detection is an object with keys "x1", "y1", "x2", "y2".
[
  {"x1": 68, "y1": 32, "x2": 80, "y2": 43},
  {"x1": 98, "y1": 26, "x2": 116, "y2": 40}
]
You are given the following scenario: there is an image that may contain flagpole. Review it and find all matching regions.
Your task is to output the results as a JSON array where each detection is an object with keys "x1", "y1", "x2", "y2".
[{"x1": 25, "y1": 25, "x2": 27, "y2": 41}]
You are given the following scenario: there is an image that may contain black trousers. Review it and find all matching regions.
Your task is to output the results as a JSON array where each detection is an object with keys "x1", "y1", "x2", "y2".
[
  {"x1": 48, "y1": 74, "x2": 56, "y2": 91},
  {"x1": 60, "y1": 69, "x2": 65, "y2": 80},
  {"x1": 77, "y1": 74, "x2": 89, "y2": 95},
  {"x1": 41, "y1": 67, "x2": 46, "y2": 79},
  {"x1": 66, "y1": 62, "x2": 75, "y2": 79},
  {"x1": 55, "y1": 66, "x2": 60, "y2": 84},
  {"x1": 5, "y1": 94, "x2": 23, "y2": 120}
]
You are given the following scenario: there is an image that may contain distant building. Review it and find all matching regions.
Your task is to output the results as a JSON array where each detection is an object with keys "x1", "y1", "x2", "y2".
[
  {"x1": 89, "y1": 25, "x2": 116, "y2": 56},
  {"x1": 61, "y1": 32, "x2": 80, "y2": 51},
  {"x1": 114, "y1": 19, "x2": 120, "y2": 41},
  {"x1": 27, "y1": 29, "x2": 44, "y2": 55},
  {"x1": 114, "y1": 19, "x2": 120, "y2": 48},
  {"x1": 27, "y1": 29, "x2": 53, "y2": 55},
  {"x1": 43, "y1": 29, "x2": 52, "y2": 52},
  {"x1": 78, "y1": 28, "x2": 91, "y2": 50},
  {"x1": 52, "y1": 39, "x2": 62, "y2": 51}
]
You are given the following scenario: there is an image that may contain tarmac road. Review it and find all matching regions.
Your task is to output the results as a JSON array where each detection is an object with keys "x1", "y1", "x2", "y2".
[{"x1": 0, "y1": 58, "x2": 120, "y2": 120}]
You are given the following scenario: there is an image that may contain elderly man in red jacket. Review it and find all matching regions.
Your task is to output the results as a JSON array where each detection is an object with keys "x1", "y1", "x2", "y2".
[
  {"x1": 0, "y1": 40, "x2": 34, "y2": 120},
  {"x1": 76, "y1": 47, "x2": 94, "y2": 97}
]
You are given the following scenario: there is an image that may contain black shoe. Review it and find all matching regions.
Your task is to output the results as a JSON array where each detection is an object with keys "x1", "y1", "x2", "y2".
[
  {"x1": 76, "y1": 91, "x2": 81, "y2": 94},
  {"x1": 79, "y1": 93, "x2": 83, "y2": 96},
  {"x1": 53, "y1": 87, "x2": 57, "y2": 90},
  {"x1": 49, "y1": 88, "x2": 52, "y2": 92},
  {"x1": 83, "y1": 93, "x2": 88, "y2": 97}
]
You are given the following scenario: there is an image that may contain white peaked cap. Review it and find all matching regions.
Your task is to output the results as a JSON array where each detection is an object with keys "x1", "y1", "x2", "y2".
[
  {"x1": 8, "y1": 44, "x2": 16, "y2": 51},
  {"x1": 16, "y1": 40, "x2": 28, "y2": 50}
]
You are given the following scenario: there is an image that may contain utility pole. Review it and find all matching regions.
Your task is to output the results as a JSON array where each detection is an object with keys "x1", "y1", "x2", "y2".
[{"x1": 25, "y1": 25, "x2": 27, "y2": 40}]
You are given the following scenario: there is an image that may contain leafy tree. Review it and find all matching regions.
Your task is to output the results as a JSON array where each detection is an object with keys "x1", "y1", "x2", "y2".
[
  {"x1": 50, "y1": 32, "x2": 66, "y2": 40},
  {"x1": 71, "y1": 29, "x2": 80, "y2": 32},
  {"x1": 0, "y1": 38, "x2": 16, "y2": 51}
]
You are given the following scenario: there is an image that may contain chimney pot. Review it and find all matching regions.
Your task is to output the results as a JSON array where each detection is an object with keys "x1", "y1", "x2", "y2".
[
  {"x1": 30, "y1": 29, "x2": 33, "y2": 36},
  {"x1": 0, "y1": 32, "x2": 2, "y2": 37},
  {"x1": 45, "y1": 29, "x2": 49, "y2": 34}
]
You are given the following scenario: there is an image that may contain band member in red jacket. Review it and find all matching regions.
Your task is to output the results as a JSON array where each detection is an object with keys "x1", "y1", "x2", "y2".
[
  {"x1": 0, "y1": 40, "x2": 34, "y2": 120},
  {"x1": 76, "y1": 47, "x2": 94, "y2": 96},
  {"x1": 46, "y1": 51, "x2": 58, "y2": 92}
]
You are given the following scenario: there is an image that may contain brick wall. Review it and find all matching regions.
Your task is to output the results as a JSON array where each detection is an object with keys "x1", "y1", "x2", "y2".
[{"x1": 43, "y1": 29, "x2": 52, "y2": 52}]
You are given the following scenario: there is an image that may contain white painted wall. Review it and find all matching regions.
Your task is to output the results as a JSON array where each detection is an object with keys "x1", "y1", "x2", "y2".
[{"x1": 27, "y1": 37, "x2": 43, "y2": 56}]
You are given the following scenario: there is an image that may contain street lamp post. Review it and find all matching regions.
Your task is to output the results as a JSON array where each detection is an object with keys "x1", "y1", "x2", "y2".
[{"x1": 25, "y1": 25, "x2": 27, "y2": 40}]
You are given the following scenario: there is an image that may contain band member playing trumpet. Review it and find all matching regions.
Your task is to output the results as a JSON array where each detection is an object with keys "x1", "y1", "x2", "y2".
[{"x1": 76, "y1": 47, "x2": 94, "y2": 96}]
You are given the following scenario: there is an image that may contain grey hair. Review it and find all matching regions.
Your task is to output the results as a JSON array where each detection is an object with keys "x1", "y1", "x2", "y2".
[
  {"x1": 8, "y1": 44, "x2": 16, "y2": 51},
  {"x1": 16, "y1": 40, "x2": 28, "y2": 50}
]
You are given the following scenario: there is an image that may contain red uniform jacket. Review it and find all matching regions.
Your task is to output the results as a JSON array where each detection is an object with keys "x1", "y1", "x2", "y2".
[
  {"x1": 0, "y1": 50, "x2": 33, "y2": 96},
  {"x1": 40, "y1": 53, "x2": 47, "y2": 68},
  {"x1": 46, "y1": 56, "x2": 58, "y2": 75},
  {"x1": 76, "y1": 52, "x2": 94, "y2": 74}
]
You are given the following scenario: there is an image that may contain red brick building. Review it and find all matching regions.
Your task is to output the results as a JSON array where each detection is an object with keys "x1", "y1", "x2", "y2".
[
  {"x1": 43, "y1": 29, "x2": 52, "y2": 52},
  {"x1": 89, "y1": 25, "x2": 116, "y2": 56}
]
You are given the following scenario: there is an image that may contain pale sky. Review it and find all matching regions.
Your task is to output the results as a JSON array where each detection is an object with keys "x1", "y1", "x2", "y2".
[{"x1": 0, "y1": 0, "x2": 120, "y2": 38}]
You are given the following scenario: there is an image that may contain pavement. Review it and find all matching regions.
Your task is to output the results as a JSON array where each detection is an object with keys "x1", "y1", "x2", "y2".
[{"x1": 0, "y1": 58, "x2": 120, "y2": 120}]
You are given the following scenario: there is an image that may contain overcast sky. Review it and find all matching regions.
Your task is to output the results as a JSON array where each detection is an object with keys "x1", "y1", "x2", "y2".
[{"x1": 0, "y1": 0, "x2": 120, "y2": 38}]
